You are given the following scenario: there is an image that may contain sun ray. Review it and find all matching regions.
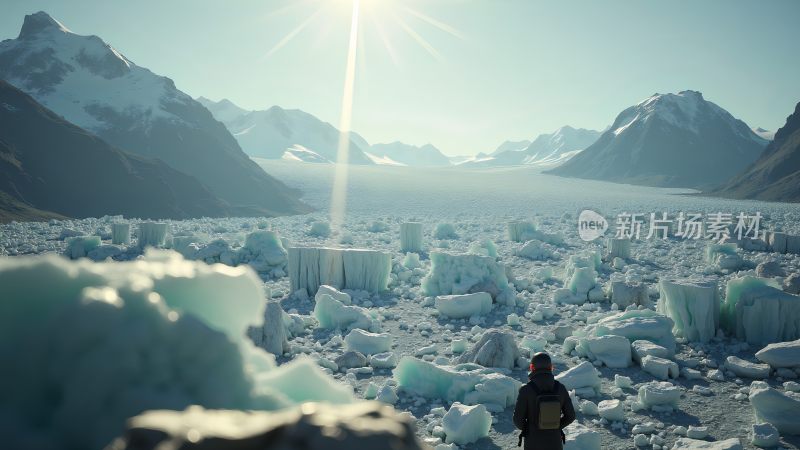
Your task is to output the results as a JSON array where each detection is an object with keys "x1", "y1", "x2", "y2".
[
  {"x1": 330, "y1": 0, "x2": 361, "y2": 232},
  {"x1": 369, "y1": 11, "x2": 400, "y2": 66},
  {"x1": 261, "y1": 0, "x2": 318, "y2": 20},
  {"x1": 262, "y1": 6, "x2": 326, "y2": 59},
  {"x1": 401, "y1": 5, "x2": 465, "y2": 40},
  {"x1": 393, "y1": 12, "x2": 442, "y2": 61}
]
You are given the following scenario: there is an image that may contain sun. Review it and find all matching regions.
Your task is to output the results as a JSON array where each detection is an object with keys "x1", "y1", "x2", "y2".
[{"x1": 261, "y1": 0, "x2": 462, "y2": 231}]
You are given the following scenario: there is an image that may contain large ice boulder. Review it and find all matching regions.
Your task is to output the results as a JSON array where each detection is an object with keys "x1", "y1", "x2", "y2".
[
  {"x1": 749, "y1": 381, "x2": 800, "y2": 434},
  {"x1": 0, "y1": 252, "x2": 356, "y2": 450},
  {"x1": 316, "y1": 285, "x2": 352, "y2": 305},
  {"x1": 421, "y1": 252, "x2": 513, "y2": 303},
  {"x1": 598, "y1": 399, "x2": 625, "y2": 422},
  {"x1": 563, "y1": 423, "x2": 601, "y2": 450},
  {"x1": 442, "y1": 402, "x2": 492, "y2": 445},
  {"x1": 237, "y1": 231, "x2": 288, "y2": 275},
  {"x1": 106, "y1": 402, "x2": 426, "y2": 450},
  {"x1": 345, "y1": 329, "x2": 393, "y2": 355},
  {"x1": 400, "y1": 222, "x2": 423, "y2": 253},
  {"x1": 586, "y1": 309, "x2": 676, "y2": 356},
  {"x1": 705, "y1": 243, "x2": 742, "y2": 271},
  {"x1": 138, "y1": 222, "x2": 168, "y2": 248},
  {"x1": 641, "y1": 355, "x2": 679, "y2": 380},
  {"x1": 611, "y1": 280, "x2": 649, "y2": 308},
  {"x1": 515, "y1": 240, "x2": 554, "y2": 260},
  {"x1": 393, "y1": 357, "x2": 520, "y2": 408},
  {"x1": 249, "y1": 300, "x2": 290, "y2": 356},
  {"x1": 555, "y1": 361, "x2": 602, "y2": 395},
  {"x1": 756, "y1": 260, "x2": 785, "y2": 278},
  {"x1": 631, "y1": 340, "x2": 671, "y2": 364},
  {"x1": 434, "y1": 223, "x2": 459, "y2": 240},
  {"x1": 755, "y1": 339, "x2": 800, "y2": 368},
  {"x1": 435, "y1": 292, "x2": 492, "y2": 319},
  {"x1": 725, "y1": 356, "x2": 771, "y2": 379},
  {"x1": 288, "y1": 247, "x2": 391, "y2": 296},
  {"x1": 584, "y1": 335, "x2": 632, "y2": 368},
  {"x1": 636, "y1": 381, "x2": 681, "y2": 408},
  {"x1": 751, "y1": 422, "x2": 780, "y2": 448},
  {"x1": 606, "y1": 238, "x2": 631, "y2": 260},
  {"x1": 722, "y1": 276, "x2": 800, "y2": 344},
  {"x1": 456, "y1": 330, "x2": 520, "y2": 369},
  {"x1": 313, "y1": 292, "x2": 379, "y2": 332},
  {"x1": 657, "y1": 278, "x2": 720, "y2": 343},
  {"x1": 508, "y1": 221, "x2": 538, "y2": 242},
  {"x1": 65, "y1": 235, "x2": 101, "y2": 259},
  {"x1": 111, "y1": 223, "x2": 131, "y2": 245},
  {"x1": 671, "y1": 438, "x2": 743, "y2": 450}
]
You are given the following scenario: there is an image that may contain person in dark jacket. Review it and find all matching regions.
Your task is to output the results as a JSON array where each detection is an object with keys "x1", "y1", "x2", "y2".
[{"x1": 513, "y1": 352, "x2": 576, "y2": 449}]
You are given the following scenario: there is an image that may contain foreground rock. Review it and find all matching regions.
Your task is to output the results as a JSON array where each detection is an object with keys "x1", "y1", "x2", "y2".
[{"x1": 105, "y1": 402, "x2": 428, "y2": 450}]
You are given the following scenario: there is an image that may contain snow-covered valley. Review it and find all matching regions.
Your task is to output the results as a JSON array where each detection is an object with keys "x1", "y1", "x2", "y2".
[{"x1": 3, "y1": 162, "x2": 800, "y2": 449}]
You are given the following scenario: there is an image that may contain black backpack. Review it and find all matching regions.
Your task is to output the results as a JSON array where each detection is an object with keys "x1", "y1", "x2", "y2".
[{"x1": 518, "y1": 380, "x2": 563, "y2": 447}]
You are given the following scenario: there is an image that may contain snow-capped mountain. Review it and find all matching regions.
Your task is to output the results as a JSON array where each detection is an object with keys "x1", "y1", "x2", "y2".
[
  {"x1": 547, "y1": 91, "x2": 768, "y2": 188},
  {"x1": 0, "y1": 11, "x2": 308, "y2": 216},
  {"x1": 460, "y1": 126, "x2": 600, "y2": 167},
  {"x1": 367, "y1": 142, "x2": 451, "y2": 167},
  {"x1": 0, "y1": 80, "x2": 232, "y2": 221},
  {"x1": 752, "y1": 127, "x2": 776, "y2": 141},
  {"x1": 491, "y1": 140, "x2": 531, "y2": 156},
  {"x1": 713, "y1": 101, "x2": 800, "y2": 202},
  {"x1": 197, "y1": 98, "x2": 374, "y2": 165}
]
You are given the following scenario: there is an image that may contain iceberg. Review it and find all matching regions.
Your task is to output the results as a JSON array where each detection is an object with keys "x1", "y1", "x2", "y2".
[
  {"x1": 344, "y1": 329, "x2": 393, "y2": 355},
  {"x1": 724, "y1": 356, "x2": 770, "y2": 379},
  {"x1": 508, "y1": 221, "x2": 538, "y2": 242},
  {"x1": 597, "y1": 399, "x2": 625, "y2": 422},
  {"x1": 610, "y1": 280, "x2": 649, "y2": 308},
  {"x1": 308, "y1": 221, "x2": 331, "y2": 237},
  {"x1": 584, "y1": 335, "x2": 632, "y2": 368},
  {"x1": 0, "y1": 252, "x2": 355, "y2": 450},
  {"x1": 434, "y1": 223, "x2": 459, "y2": 240},
  {"x1": 671, "y1": 438, "x2": 743, "y2": 450},
  {"x1": 589, "y1": 309, "x2": 676, "y2": 355},
  {"x1": 749, "y1": 380, "x2": 800, "y2": 434},
  {"x1": 435, "y1": 292, "x2": 492, "y2": 319},
  {"x1": 400, "y1": 222, "x2": 423, "y2": 253},
  {"x1": 64, "y1": 235, "x2": 101, "y2": 259},
  {"x1": 555, "y1": 361, "x2": 601, "y2": 394},
  {"x1": 705, "y1": 243, "x2": 743, "y2": 271},
  {"x1": 393, "y1": 357, "x2": 520, "y2": 407},
  {"x1": 442, "y1": 402, "x2": 491, "y2": 445},
  {"x1": 455, "y1": 330, "x2": 520, "y2": 369},
  {"x1": 421, "y1": 252, "x2": 513, "y2": 302},
  {"x1": 722, "y1": 276, "x2": 800, "y2": 344},
  {"x1": 755, "y1": 339, "x2": 800, "y2": 368},
  {"x1": 515, "y1": 239, "x2": 553, "y2": 260},
  {"x1": 138, "y1": 222, "x2": 168, "y2": 248},
  {"x1": 237, "y1": 231, "x2": 288, "y2": 274},
  {"x1": 250, "y1": 300, "x2": 290, "y2": 356},
  {"x1": 657, "y1": 278, "x2": 720, "y2": 343},
  {"x1": 288, "y1": 247, "x2": 391, "y2": 295},
  {"x1": 111, "y1": 223, "x2": 130, "y2": 245},
  {"x1": 605, "y1": 238, "x2": 631, "y2": 260},
  {"x1": 313, "y1": 292, "x2": 379, "y2": 332},
  {"x1": 641, "y1": 355, "x2": 679, "y2": 380},
  {"x1": 636, "y1": 381, "x2": 681, "y2": 408},
  {"x1": 563, "y1": 423, "x2": 601, "y2": 450}
]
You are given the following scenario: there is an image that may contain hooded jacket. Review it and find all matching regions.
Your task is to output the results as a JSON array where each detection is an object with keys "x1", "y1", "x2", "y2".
[{"x1": 513, "y1": 370, "x2": 576, "y2": 450}]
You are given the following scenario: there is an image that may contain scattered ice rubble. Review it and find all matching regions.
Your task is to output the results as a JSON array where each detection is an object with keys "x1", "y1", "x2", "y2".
[{"x1": 2, "y1": 211, "x2": 800, "y2": 450}]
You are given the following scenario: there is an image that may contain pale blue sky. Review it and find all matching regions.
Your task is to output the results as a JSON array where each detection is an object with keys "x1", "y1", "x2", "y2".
[{"x1": 2, "y1": 0, "x2": 799, "y2": 156}]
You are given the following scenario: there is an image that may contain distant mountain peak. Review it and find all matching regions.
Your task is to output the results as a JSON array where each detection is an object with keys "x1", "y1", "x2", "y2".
[{"x1": 19, "y1": 11, "x2": 71, "y2": 39}]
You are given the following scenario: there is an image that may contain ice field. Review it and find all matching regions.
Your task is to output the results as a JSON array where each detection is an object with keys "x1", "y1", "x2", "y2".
[{"x1": 2, "y1": 161, "x2": 800, "y2": 449}]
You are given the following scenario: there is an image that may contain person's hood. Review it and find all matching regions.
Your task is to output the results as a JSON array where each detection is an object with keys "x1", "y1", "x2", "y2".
[{"x1": 529, "y1": 371, "x2": 556, "y2": 392}]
